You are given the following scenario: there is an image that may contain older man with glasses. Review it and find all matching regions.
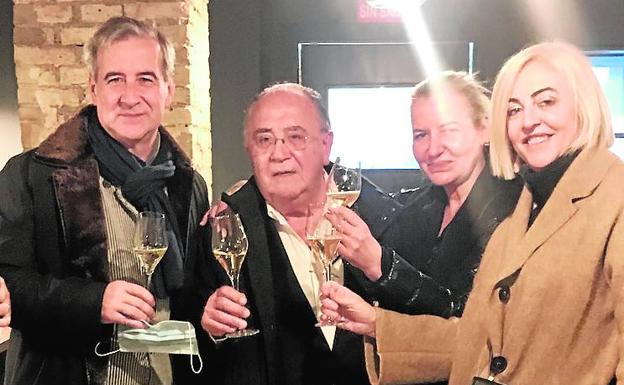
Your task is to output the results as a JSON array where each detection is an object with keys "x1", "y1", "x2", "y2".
[{"x1": 196, "y1": 83, "x2": 398, "y2": 385}]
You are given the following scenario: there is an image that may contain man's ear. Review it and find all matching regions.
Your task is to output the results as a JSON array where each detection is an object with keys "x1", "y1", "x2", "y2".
[
  {"x1": 88, "y1": 75, "x2": 97, "y2": 103},
  {"x1": 322, "y1": 130, "x2": 334, "y2": 165},
  {"x1": 165, "y1": 79, "x2": 175, "y2": 108}
]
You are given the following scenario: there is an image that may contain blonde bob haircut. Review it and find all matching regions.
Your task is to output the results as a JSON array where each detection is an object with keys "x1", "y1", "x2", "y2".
[
  {"x1": 489, "y1": 41, "x2": 614, "y2": 180},
  {"x1": 84, "y1": 16, "x2": 175, "y2": 82}
]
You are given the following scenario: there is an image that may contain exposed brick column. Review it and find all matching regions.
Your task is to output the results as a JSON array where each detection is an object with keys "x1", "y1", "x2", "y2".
[{"x1": 13, "y1": 0, "x2": 212, "y2": 192}]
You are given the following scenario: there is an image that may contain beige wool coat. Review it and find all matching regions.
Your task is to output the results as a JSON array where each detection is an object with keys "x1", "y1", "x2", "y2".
[{"x1": 366, "y1": 147, "x2": 624, "y2": 385}]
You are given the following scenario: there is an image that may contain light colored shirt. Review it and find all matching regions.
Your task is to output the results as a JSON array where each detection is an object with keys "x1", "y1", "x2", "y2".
[{"x1": 266, "y1": 204, "x2": 344, "y2": 348}]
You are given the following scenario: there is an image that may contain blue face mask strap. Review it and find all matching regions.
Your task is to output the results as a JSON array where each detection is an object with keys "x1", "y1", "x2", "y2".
[
  {"x1": 94, "y1": 341, "x2": 120, "y2": 357},
  {"x1": 189, "y1": 322, "x2": 203, "y2": 374}
]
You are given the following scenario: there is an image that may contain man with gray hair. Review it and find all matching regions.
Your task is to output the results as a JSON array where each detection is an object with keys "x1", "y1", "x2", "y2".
[{"x1": 0, "y1": 16, "x2": 208, "y2": 385}]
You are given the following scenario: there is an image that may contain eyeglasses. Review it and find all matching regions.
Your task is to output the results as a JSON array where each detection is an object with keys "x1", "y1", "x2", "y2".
[{"x1": 251, "y1": 127, "x2": 310, "y2": 151}]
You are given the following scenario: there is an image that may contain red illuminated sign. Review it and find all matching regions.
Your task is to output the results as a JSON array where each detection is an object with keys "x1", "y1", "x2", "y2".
[{"x1": 357, "y1": 0, "x2": 403, "y2": 24}]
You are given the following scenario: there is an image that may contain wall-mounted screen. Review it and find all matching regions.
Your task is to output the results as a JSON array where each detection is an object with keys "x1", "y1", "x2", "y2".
[
  {"x1": 328, "y1": 85, "x2": 417, "y2": 169},
  {"x1": 587, "y1": 50, "x2": 624, "y2": 158}
]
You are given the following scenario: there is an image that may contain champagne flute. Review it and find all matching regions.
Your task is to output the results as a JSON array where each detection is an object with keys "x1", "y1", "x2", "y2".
[
  {"x1": 306, "y1": 202, "x2": 341, "y2": 326},
  {"x1": 210, "y1": 207, "x2": 259, "y2": 338},
  {"x1": 133, "y1": 211, "x2": 169, "y2": 289},
  {"x1": 327, "y1": 162, "x2": 362, "y2": 208}
]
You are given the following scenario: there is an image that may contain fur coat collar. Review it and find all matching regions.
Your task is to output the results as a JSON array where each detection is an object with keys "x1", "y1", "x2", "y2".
[{"x1": 32, "y1": 105, "x2": 193, "y2": 282}]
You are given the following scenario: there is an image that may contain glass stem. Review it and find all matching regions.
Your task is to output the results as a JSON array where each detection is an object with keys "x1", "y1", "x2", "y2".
[
  {"x1": 324, "y1": 263, "x2": 332, "y2": 282},
  {"x1": 231, "y1": 272, "x2": 241, "y2": 292}
]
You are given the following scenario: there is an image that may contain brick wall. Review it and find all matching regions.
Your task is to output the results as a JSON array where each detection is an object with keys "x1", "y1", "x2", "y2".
[{"x1": 13, "y1": 0, "x2": 212, "y2": 192}]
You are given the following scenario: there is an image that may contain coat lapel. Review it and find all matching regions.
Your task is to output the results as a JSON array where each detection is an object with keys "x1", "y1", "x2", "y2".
[
  {"x1": 239, "y1": 201, "x2": 276, "y2": 332},
  {"x1": 495, "y1": 147, "x2": 619, "y2": 282},
  {"x1": 35, "y1": 107, "x2": 110, "y2": 282},
  {"x1": 224, "y1": 181, "x2": 276, "y2": 327},
  {"x1": 496, "y1": 187, "x2": 577, "y2": 281},
  {"x1": 52, "y1": 158, "x2": 110, "y2": 281},
  {"x1": 223, "y1": 181, "x2": 278, "y2": 382}
]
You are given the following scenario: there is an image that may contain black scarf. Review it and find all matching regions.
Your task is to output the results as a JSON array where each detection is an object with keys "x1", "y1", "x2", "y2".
[
  {"x1": 520, "y1": 150, "x2": 580, "y2": 227},
  {"x1": 86, "y1": 108, "x2": 184, "y2": 298}
]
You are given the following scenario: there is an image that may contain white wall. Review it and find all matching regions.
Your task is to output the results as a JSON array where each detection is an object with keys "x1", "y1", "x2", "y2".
[
  {"x1": 0, "y1": 108, "x2": 22, "y2": 168},
  {"x1": 0, "y1": 2, "x2": 22, "y2": 168}
]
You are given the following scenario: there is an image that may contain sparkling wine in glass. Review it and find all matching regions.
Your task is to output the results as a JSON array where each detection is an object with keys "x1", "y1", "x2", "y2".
[
  {"x1": 133, "y1": 211, "x2": 169, "y2": 289},
  {"x1": 210, "y1": 208, "x2": 259, "y2": 338},
  {"x1": 306, "y1": 203, "x2": 342, "y2": 326},
  {"x1": 327, "y1": 162, "x2": 362, "y2": 208}
]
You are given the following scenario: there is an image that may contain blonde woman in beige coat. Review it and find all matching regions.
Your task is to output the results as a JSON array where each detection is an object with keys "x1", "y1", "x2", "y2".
[{"x1": 320, "y1": 41, "x2": 624, "y2": 385}]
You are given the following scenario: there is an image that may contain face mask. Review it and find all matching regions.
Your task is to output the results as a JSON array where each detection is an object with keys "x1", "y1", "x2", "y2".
[{"x1": 95, "y1": 320, "x2": 203, "y2": 374}]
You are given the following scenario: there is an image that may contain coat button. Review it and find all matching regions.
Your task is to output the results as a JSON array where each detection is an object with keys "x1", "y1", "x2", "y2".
[
  {"x1": 498, "y1": 285, "x2": 510, "y2": 303},
  {"x1": 490, "y1": 356, "x2": 507, "y2": 374}
]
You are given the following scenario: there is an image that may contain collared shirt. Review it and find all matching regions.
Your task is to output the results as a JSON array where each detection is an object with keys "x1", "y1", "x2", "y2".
[{"x1": 266, "y1": 204, "x2": 344, "y2": 348}]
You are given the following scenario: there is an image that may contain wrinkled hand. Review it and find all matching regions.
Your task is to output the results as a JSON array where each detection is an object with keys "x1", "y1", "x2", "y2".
[
  {"x1": 327, "y1": 206, "x2": 382, "y2": 280},
  {"x1": 201, "y1": 286, "x2": 250, "y2": 338},
  {"x1": 199, "y1": 180, "x2": 248, "y2": 226},
  {"x1": 320, "y1": 281, "x2": 376, "y2": 337},
  {"x1": 200, "y1": 201, "x2": 230, "y2": 226},
  {"x1": 101, "y1": 280, "x2": 155, "y2": 329},
  {"x1": 0, "y1": 277, "x2": 11, "y2": 327}
]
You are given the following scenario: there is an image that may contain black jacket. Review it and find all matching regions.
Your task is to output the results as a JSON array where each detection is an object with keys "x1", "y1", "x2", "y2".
[
  {"x1": 370, "y1": 165, "x2": 522, "y2": 318},
  {"x1": 0, "y1": 106, "x2": 209, "y2": 385},
  {"x1": 195, "y1": 176, "x2": 400, "y2": 385}
]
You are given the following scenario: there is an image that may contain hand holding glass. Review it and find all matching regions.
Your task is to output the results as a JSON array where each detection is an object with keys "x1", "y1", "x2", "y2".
[
  {"x1": 306, "y1": 203, "x2": 342, "y2": 326},
  {"x1": 133, "y1": 211, "x2": 168, "y2": 289},
  {"x1": 327, "y1": 162, "x2": 362, "y2": 208},
  {"x1": 210, "y1": 208, "x2": 259, "y2": 338}
]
